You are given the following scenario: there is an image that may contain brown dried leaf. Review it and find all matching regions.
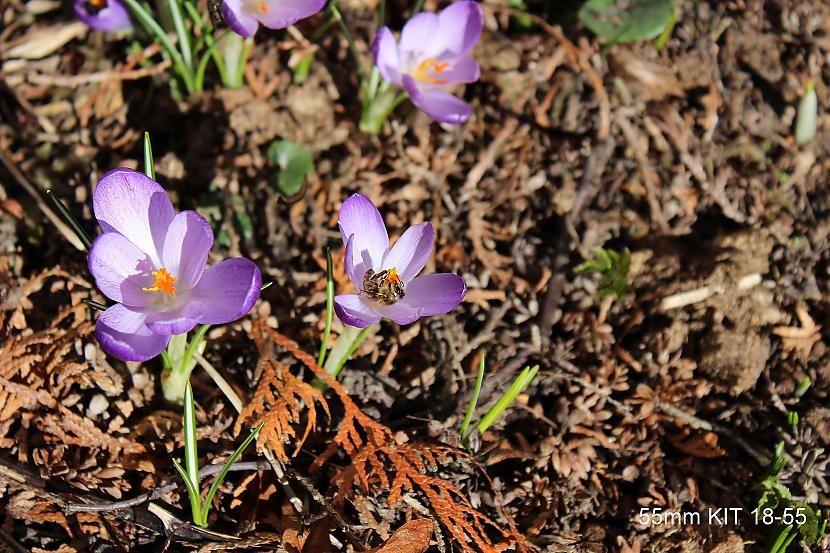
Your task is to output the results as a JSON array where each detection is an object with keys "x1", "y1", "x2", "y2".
[
  {"x1": 667, "y1": 427, "x2": 725, "y2": 459},
  {"x1": 368, "y1": 519, "x2": 433, "y2": 553},
  {"x1": 772, "y1": 306, "x2": 822, "y2": 363}
]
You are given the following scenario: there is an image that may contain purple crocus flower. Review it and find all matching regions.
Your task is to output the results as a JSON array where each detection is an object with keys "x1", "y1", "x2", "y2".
[
  {"x1": 74, "y1": 0, "x2": 132, "y2": 32},
  {"x1": 88, "y1": 169, "x2": 261, "y2": 362},
  {"x1": 221, "y1": 0, "x2": 326, "y2": 37},
  {"x1": 333, "y1": 194, "x2": 467, "y2": 328},
  {"x1": 372, "y1": 1, "x2": 483, "y2": 124}
]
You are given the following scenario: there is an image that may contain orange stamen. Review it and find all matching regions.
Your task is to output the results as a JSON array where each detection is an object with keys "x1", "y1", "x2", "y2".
[
  {"x1": 413, "y1": 58, "x2": 449, "y2": 84},
  {"x1": 385, "y1": 267, "x2": 403, "y2": 285},
  {"x1": 142, "y1": 267, "x2": 177, "y2": 295},
  {"x1": 258, "y1": 2, "x2": 268, "y2": 14},
  {"x1": 89, "y1": 0, "x2": 108, "y2": 7}
]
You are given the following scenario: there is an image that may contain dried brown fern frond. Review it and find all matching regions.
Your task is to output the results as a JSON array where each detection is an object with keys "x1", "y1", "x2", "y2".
[
  {"x1": 234, "y1": 321, "x2": 329, "y2": 461},
  {"x1": 0, "y1": 302, "x2": 92, "y2": 446},
  {"x1": 264, "y1": 327, "x2": 534, "y2": 553},
  {"x1": 0, "y1": 267, "x2": 89, "y2": 333},
  {"x1": 39, "y1": 404, "x2": 145, "y2": 456}
]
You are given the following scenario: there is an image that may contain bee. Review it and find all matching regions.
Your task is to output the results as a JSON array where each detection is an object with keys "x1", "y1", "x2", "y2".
[
  {"x1": 362, "y1": 267, "x2": 405, "y2": 305},
  {"x1": 208, "y1": 0, "x2": 225, "y2": 28}
]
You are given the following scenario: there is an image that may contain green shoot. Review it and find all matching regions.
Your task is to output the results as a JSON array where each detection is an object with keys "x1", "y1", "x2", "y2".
[
  {"x1": 201, "y1": 422, "x2": 263, "y2": 525},
  {"x1": 459, "y1": 354, "x2": 486, "y2": 440},
  {"x1": 121, "y1": 0, "x2": 196, "y2": 94},
  {"x1": 576, "y1": 246, "x2": 631, "y2": 299},
  {"x1": 795, "y1": 377, "x2": 811, "y2": 398},
  {"x1": 795, "y1": 81, "x2": 817, "y2": 146},
  {"x1": 176, "y1": 380, "x2": 261, "y2": 527},
  {"x1": 317, "y1": 247, "x2": 335, "y2": 367},
  {"x1": 143, "y1": 131, "x2": 155, "y2": 179},
  {"x1": 767, "y1": 524, "x2": 797, "y2": 553},
  {"x1": 474, "y1": 365, "x2": 539, "y2": 438},
  {"x1": 757, "y1": 440, "x2": 826, "y2": 550},
  {"x1": 787, "y1": 411, "x2": 798, "y2": 435}
]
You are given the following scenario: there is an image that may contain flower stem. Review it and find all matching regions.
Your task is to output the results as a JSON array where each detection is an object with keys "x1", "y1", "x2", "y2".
[
  {"x1": 317, "y1": 247, "x2": 335, "y2": 367},
  {"x1": 359, "y1": 87, "x2": 406, "y2": 134},
  {"x1": 411, "y1": 0, "x2": 425, "y2": 15},
  {"x1": 312, "y1": 324, "x2": 373, "y2": 390},
  {"x1": 161, "y1": 326, "x2": 209, "y2": 402}
]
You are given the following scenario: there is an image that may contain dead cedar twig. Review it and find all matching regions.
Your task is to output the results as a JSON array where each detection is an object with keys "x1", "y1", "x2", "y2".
[{"x1": 659, "y1": 273, "x2": 762, "y2": 311}]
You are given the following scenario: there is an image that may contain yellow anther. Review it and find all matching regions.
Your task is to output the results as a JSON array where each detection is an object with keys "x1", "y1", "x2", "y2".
[
  {"x1": 413, "y1": 58, "x2": 449, "y2": 84},
  {"x1": 385, "y1": 267, "x2": 402, "y2": 284},
  {"x1": 142, "y1": 267, "x2": 177, "y2": 295}
]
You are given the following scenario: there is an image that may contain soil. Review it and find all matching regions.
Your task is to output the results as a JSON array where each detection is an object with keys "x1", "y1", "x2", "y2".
[{"x1": 1, "y1": 0, "x2": 830, "y2": 551}]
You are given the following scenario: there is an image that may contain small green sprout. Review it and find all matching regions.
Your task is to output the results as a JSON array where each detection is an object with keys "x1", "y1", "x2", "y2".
[
  {"x1": 576, "y1": 246, "x2": 631, "y2": 299},
  {"x1": 174, "y1": 381, "x2": 262, "y2": 527},
  {"x1": 795, "y1": 81, "x2": 817, "y2": 146},
  {"x1": 458, "y1": 354, "x2": 486, "y2": 440},
  {"x1": 459, "y1": 357, "x2": 540, "y2": 448},
  {"x1": 786, "y1": 411, "x2": 799, "y2": 435},
  {"x1": 757, "y1": 440, "x2": 827, "y2": 552},
  {"x1": 795, "y1": 377, "x2": 811, "y2": 398}
]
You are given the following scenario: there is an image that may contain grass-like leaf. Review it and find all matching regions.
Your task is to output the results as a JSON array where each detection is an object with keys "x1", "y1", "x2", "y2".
[{"x1": 200, "y1": 422, "x2": 263, "y2": 526}]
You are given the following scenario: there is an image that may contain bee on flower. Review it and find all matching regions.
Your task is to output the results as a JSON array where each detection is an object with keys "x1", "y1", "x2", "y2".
[{"x1": 334, "y1": 194, "x2": 467, "y2": 328}]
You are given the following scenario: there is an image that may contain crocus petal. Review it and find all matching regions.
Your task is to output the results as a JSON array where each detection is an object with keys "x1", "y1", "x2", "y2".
[
  {"x1": 334, "y1": 295, "x2": 380, "y2": 328},
  {"x1": 255, "y1": 0, "x2": 326, "y2": 30},
  {"x1": 161, "y1": 211, "x2": 213, "y2": 290},
  {"x1": 338, "y1": 194, "x2": 389, "y2": 282},
  {"x1": 403, "y1": 75, "x2": 472, "y2": 124},
  {"x1": 437, "y1": 56, "x2": 480, "y2": 84},
  {"x1": 74, "y1": 0, "x2": 132, "y2": 31},
  {"x1": 95, "y1": 304, "x2": 169, "y2": 362},
  {"x1": 190, "y1": 258, "x2": 261, "y2": 324},
  {"x1": 401, "y1": 273, "x2": 466, "y2": 316},
  {"x1": 145, "y1": 301, "x2": 204, "y2": 335},
  {"x1": 436, "y1": 1, "x2": 484, "y2": 58},
  {"x1": 222, "y1": 0, "x2": 259, "y2": 37},
  {"x1": 382, "y1": 222, "x2": 434, "y2": 284},
  {"x1": 88, "y1": 232, "x2": 157, "y2": 307},
  {"x1": 374, "y1": 301, "x2": 421, "y2": 325},
  {"x1": 343, "y1": 234, "x2": 361, "y2": 289},
  {"x1": 372, "y1": 27, "x2": 402, "y2": 86},
  {"x1": 399, "y1": 12, "x2": 440, "y2": 61},
  {"x1": 93, "y1": 168, "x2": 175, "y2": 266}
]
